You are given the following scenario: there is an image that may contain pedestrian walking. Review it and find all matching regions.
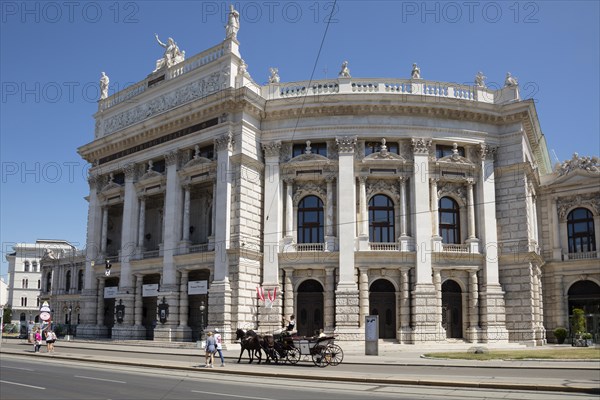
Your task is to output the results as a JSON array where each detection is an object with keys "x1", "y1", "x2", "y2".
[
  {"x1": 46, "y1": 330, "x2": 56, "y2": 352},
  {"x1": 34, "y1": 329, "x2": 42, "y2": 353},
  {"x1": 214, "y1": 328, "x2": 225, "y2": 367},
  {"x1": 204, "y1": 331, "x2": 216, "y2": 368}
]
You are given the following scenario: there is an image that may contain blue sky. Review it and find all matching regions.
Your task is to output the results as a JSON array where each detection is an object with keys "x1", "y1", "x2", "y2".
[{"x1": 1, "y1": 1, "x2": 599, "y2": 279}]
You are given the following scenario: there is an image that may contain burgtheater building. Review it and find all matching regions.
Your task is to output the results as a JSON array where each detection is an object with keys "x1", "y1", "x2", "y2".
[{"x1": 71, "y1": 8, "x2": 599, "y2": 344}]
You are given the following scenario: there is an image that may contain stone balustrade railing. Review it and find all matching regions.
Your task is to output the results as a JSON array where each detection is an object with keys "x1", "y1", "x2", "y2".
[
  {"x1": 564, "y1": 251, "x2": 599, "y2": 260},
  {"x1": 295, "y1": 243, "x2": 325, "y2": 252},
  {"x1": 263, "y1": 78, "x2": 513, "y2": 104},
  {"x1": 442, "y1": 243, "x2": 470, "y2": 253},
  {"x1": 368, "y1": 242, "x2": 399, "y2": 251}
]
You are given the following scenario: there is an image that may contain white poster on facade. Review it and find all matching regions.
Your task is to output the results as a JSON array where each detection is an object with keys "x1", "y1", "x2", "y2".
[
  {"x1": 104, "y1": 286, "x2": 118, "y2": 299},
  {"x1": 188, "y1": 280, "x2": 208, "y2": 295},
  {"x1": 142, "y1": 284, "x2": 159, "y2": 297}
]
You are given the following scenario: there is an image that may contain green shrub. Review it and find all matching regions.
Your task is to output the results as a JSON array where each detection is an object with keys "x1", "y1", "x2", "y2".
[
  {"x1": 582, "y1": 332, "x2": 593, "y2": 340},
  {"x1": 570, "y1": 308, "x2": 587, "y2": 335},
  {"x1": 553, "y1": 327, "x2": 568, "y2": 344}
]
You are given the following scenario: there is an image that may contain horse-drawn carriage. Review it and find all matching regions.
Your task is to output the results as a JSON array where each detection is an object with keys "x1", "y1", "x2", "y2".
[{"x1": 235, "y1": 329, "x2": 344, "y2": 368}]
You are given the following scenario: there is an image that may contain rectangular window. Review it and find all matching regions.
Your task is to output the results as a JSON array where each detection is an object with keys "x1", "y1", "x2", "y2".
[
  {"x1": 365, "y1": 141, "x2": 399, "y2": 156},
  {"x1": 293, "y1": 142, "x2": 327, "y2": 158},
  {"x1": 436, "y1": 145, "x2": 465, "y2": 159}
]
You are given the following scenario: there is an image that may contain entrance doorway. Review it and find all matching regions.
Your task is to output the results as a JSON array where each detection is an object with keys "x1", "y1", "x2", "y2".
[
  {"x1": 568, "y1": 280, "x2": 600, "y2": 341},
  {"x1": 369, "y1": 279, "x2": 396, "y2": 339},
  {"x1": 142, "y1": 274, "x2": 160, "y2": 340},
  {"x1": 103, "y1": 277, "x2": 119, "y2": 338},
  {"x1": 442, "y1": 280, "x2": 463, "y2": 339},
  {"x1": 297, "y1": 279, "x2": 324, "y2": 337}
]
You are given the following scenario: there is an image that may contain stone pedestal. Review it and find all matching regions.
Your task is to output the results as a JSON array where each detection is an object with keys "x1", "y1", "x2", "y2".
[
  {"x1": 357, "y1": 235, "x2": 369, "y2": 251},
  {"x1": 334, "y1": 284, "x2": 361, "y2": 340},
  {"x1": 399, "y1": 236, "x2": 413, "y2": 252},
  {"x1": 466, "y1": 238, "x2": 480, "y2": 253},
  {"x1": 172, "y1": 325, "x2": 193, "y2": 341},
  {"x1": 479, "y1": 285, "x2": 509, "y2": 344},
  {"x1": 112, "y1": 324, "x2": 146, "y2": 340},
  {"x1": 325, "y1": 236, "x2": 336, "y2": 252},
  {"x1": 76, "y1": 324, "x2": 109, "y2": 339},
  {"x1": 410, "y1": 284, "x2": 446, "y2": 343},
  {"x1": 431, "y1": 236, "x2": 443, "y2": 253},
  {"x1": 207, "y1": 279, "x2": 232, "y2": 333}
]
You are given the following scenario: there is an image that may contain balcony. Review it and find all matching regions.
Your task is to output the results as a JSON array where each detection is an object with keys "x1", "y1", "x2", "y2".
[
  {"x1": 368, "y1": 242, "x2": 399, "y2": 251},
  {"x1": 441, "y1": 243, "x2": 470, "y2": 253},
  {"x1": 294, "y1": 243, "x2": 325, "y2": 252},
  {"x1": 189, "y1": 243, "x2": 210, "y2": 253},
  {"x1": 142, "y1": 250, "x2": 160, "y2": 259},
  {"x1": 564, "y1": 251, "x2": 600, "y2": 261}
]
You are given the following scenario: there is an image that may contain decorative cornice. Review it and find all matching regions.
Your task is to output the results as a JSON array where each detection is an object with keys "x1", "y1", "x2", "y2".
[
  {"x1": 557, "y1": 193, "x2": 600, "y2": 220},
  {"x1": 437, "y1": 181, "x2": 467, "y2": 205},
  {"x1": 411, "y1": 138, "x2": 432, "y2": 155},
  {"x1": 262, "y1": 141, "x2": 282, "y2": 158},
  {"x1": 366, "y1": 180, "x2": 400, "y2": 201},
  {"x1": 293, "y1": 182, "x2": 327, "y2": 205},
  {"x1": 335, "y1": 136, "x2": 357, "y2": 153}
]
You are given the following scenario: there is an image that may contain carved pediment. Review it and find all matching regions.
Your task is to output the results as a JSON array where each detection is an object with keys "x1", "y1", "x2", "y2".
[
  {"x1": 289, "y1": 153, "x2": 330, "y2": 164},
  {"x1": 184, "y1": 156, "x2": 213, "y2": 169},
  {"x1": 102, "y1": 174, "x2": 122, "y2": 192},
  {"x1": 363, "y1": 151, "x2": 406, "y2": 162}
]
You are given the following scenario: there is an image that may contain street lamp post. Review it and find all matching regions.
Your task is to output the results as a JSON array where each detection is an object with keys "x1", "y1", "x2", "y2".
[
  {"x1": 67, "y1": 305, "x2": 73, "y2": 338},
  {"x1": 199, "y1": 301, "x2": 206, "y2": 341}
]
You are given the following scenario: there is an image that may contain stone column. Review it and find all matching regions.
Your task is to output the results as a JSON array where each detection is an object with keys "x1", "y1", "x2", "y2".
[
  {"x1": 325, "y1": 176, "x2": 336, "y2": 251},
  {"x1": 283, "y1": 268, "x2": 294, "y2": 320},
  {"x1": 154, "y1": 151, "x2": 183, "y2": 340},
  {"x1": 175, "y1": 270, "x2": 191, "y2": 340},
  {"x1": 134, "y1": 274, "x2": 143, "y2": 326},
  {"x1": 357, "y1": 176, "x2": 369, "y2": 250},
  {"x1": 433, "y1": 269, "x2": 443, "y2": 329},
  {"x1": 358, "y1": 268, "x2": 369, "y2": 327},
  {"x1": 476, "y1": 144, "x2": 508, "y2": 343},
  {"x1": 551, "y1": 197, "x2": 561, "y2": 260},
  {"x1": 209, "y1": 182, "x2": 217, "y2": 250},
  {"x1": 285, "y1": 178, "x2": 294, "y2": 240},
  {"x1": 556, "y1": 274, "x2": 567, "y2": 328},
  {"x1": 467, "y1": 270, "x2": 480, "y2": 342},
  {"x1": 430, "y1": 178, "x2": 439, "y2": 237},
  {"x1": 262, "y1": 142, "x2": 282, "y2": 285},
  {"x1": 137, "y1": 196, "x2": 146, "y2": 248},
  {"x1": 101, "y1": 206, "x2": 108, "y2": 255},
  {"x1": 96, "y1": 278, "x2": 105, "y2": 326},
  {"x1": 324, "y1": 267, "x2": 335, "y2": 332},
  {"x1": 398, "y1": 267, "x2": 411, "y2": 343},
  {"x1": 399, "y1": 176, "x2": 411, "y2": 251},
  {"x1": 182, "y1": 185, "x2": 191, "y2": 242},
  {"x1": 334, "y1": 136, "x2": 360, "y2": 339},
  {"x1": 209, "y1": 132, "x2": 234, "y2": 334},
  {"x1": 536, "y1": 267, "x2": 546, "y2": 344},
  {"x1": 114, "y1": 163, "x2": 138, "y2": 337},
  {"x1": 465, "y1": 180, "x2": 479, "y2": 253},
  {"x1": 410, "y1": 138, "x2": 442, "y2": 343}
]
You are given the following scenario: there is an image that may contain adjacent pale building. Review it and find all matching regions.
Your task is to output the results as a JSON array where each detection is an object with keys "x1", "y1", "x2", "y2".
[{"x1": 66, "y1": 8, "x2": 599, "y2": 344}]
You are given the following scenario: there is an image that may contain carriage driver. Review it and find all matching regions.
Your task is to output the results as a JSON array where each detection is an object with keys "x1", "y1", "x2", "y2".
[{"x1": 283, "y1": 315, "x2": 297, "y2": 335}]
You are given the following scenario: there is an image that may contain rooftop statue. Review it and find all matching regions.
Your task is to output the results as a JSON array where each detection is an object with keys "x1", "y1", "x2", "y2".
[
  {"x1": 338, "y1": 61, "x2": 351, "y2": 78},
  {"x1": 504, "y1": 72, "x2": 518, "y2": 87},
  {"x1": 153, "y1": 34, "x2": 185, "y2": 73},
  {"x1": 555, "y1": 153, "x2": 600, "y2": 176},
  {"x1": 99, "y1": 72, "x2": 109, "y2": 100},
  {"x1": 225, "y1": 5, "x2": 240, "y2": 40},
  {"x1": 268, "y1": 67, "x2": 280, "y2": 84},
  {"x1": 411, "y1": 63, "x2": 421, "y2": 79},
  {"x1": 475, "y1": 71, "x2": 486, "y2": 88}
]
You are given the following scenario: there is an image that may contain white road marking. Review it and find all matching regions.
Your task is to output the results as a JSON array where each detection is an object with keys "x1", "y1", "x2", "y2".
[
  {"x1": 74, "y1": 375, "x2": 126, "y2": 384},
  {"x1": 191, "y1": 390, "x2": 276, "y2": 400},
  {"x1": 0, "y1": 380, "x2": 46, "y2": 390},
  {"x1": 1, "y1": 366, "x2": 35, "y2": 371}
]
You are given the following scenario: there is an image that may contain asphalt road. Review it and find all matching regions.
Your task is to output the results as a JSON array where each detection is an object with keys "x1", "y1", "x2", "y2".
[{"x1": 1, "y1": 356, "x2": 595, "y2": 400}]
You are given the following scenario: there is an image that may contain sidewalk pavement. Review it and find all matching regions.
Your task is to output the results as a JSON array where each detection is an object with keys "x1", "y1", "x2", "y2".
[{"x1": 1, "y1": 339, "x2": 599, "y2": 394}]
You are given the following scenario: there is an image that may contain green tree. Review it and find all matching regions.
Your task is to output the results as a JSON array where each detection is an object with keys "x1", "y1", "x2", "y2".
[
  {"x1": 571, "y1": 308, "x2": 587, "y2": 336},
  {"x1": 2, "y1": 306, "x2": 12, "y2": 325}
]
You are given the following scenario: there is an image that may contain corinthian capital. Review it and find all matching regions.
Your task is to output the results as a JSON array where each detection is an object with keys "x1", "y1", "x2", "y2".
[
  {"x1": 477, "y1": 143, "x2": 497, "y2": 161},
  {"x1": 335, "y1": 136, "x2": 357, "y2": 153},
  {"x1": 215, "y1": 132, "x2": 234, "y2": 152},
  {"x1": 411, "y1": 138, "x2": 432, "y2": 155},
  {"x1": 164, "y1": 151, "x2": 179, "y2": 166},
  {"x1": 122, "y1": 163, "x2": 137, "y2": 180},
  {"x1": 262, "y1": 141, "x2": 282, "y2": 158}
]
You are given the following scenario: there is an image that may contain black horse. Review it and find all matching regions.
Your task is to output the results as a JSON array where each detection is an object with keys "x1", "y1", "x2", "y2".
[{"x1": 235, "y1": 329, "x2": 263, "y2": 364}]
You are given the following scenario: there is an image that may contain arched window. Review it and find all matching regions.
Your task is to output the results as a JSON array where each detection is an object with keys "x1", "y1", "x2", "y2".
[
  {"x1": 78, "y1": 270, "x2": 84, "y2": 292},
  {"x1": 32, "y1": 261, "x2": 37, "y2": 272},
  {"x1": 567, "y1": 208, "x2": 596, "y2": 253},
  {"x1": 297, "y1": 196, "x2": 324, "y2": 244},
  {"x1": 22, "y1": 279, "x2": 28, "y2": 289},
  {"x1": 65, "y1": 270, "x2": 72, "y2": 292},
  {"x1": 369, "y1": 194, "x2": 395, "y2": 242},
  {"x1": 46, "y1": 272, "x2": 52, "y2": 292},
  {"x1": 24, "y1": 261, "x2": 30, "y2": 272},
  {"x1": 439, "y1": 197, "x2": 460, "y2": 244}
]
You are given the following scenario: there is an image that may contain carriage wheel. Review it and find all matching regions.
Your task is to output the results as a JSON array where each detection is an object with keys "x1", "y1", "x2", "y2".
[
  {"x1": 326, "y1": 344, "x2": 343, "y2": 366},
  {"x1": 286, "y1": 347, "x2": 300, "y2": 365},
  {"x1": 312, "y1": 346, "x2": 330, "y2": 368}
]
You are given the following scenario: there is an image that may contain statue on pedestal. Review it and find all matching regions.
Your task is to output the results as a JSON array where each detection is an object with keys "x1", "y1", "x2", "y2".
[
  {"x1": 475, "y1": 71, "x2": 486, "y2": 88},
  {"x1": 338, "y1": 61, "x2": 351, "y2": 78},
  {"x1": 153, "y1": 34, "x2": 185, "y2": 72},
  {"x1": 411, "y1": 63, "x2": 421, "y2": 79},
  {"x1": 99, "y1": 72, "x2": 109, "y2": 100},
  {"x1": 225, "y1": 5, "x2": 240, "y2": 40},
  {"x1": 268, "y1": 67, "x2": 280, "y2": 83},
  {"x1": 504, "y1": 72, "x2": 518, "y2": 87}
]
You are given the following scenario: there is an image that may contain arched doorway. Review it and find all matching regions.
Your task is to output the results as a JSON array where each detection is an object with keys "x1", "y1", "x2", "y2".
[
  {"x1": 442, "y1": 280, "x2": 463, "y2": 339},
  {"x1": 369, "y1": 279, "x2": 396, "y2": 339},
  {"x1": 297, "y1": 280, "x2": 324, "y2": 337},
  {"x1": 103, "y1": 277, "x2": 119, "y2": 338},
  {"x1": 142, "y1": 274, "x2": 160, "y2": 340},
  {"x1": 568, "y1": 280, "x2": 600, "y2": 339},
  {"x1": 188, "y1": 269, "x2": 210, "y2": 341}
]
